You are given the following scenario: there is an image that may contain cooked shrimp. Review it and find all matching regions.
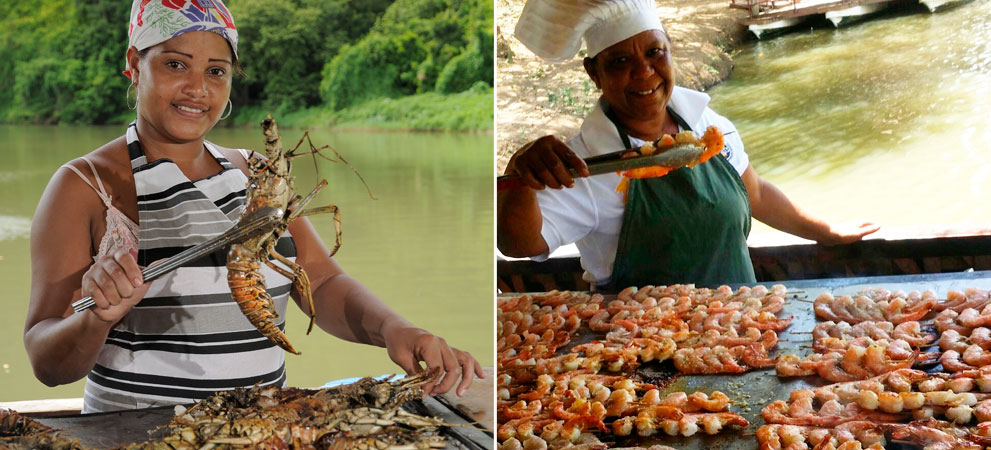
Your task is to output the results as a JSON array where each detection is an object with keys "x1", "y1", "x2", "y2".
[
  {"x1": 841, "y1": 345, "x2": 870, "y2": 378},
  {"x1": 902, "y1": 391, "x2": 926, "y2": 410},
  {"x1": 776, "y1": 353, "x2": 825, "y2": 377},
  {"x1": 941, "y1": 350, "x2": 978, "y2": 372},
  {"x1": 938, "y1": 329, "x2": 969, "y2": 353},
  {"x1": 605, "y1": 388, "x2": 634, "y2": 416},
  {"x1": 501, "y1": 400, "x2": 544, "y2": 420},
  {"x1": 945, "y1": 404, "x2": 973, "y2": 423},
  {"x1": 959, "y1": 307, "x2": 991, "y2": 328},
  {"x1": 886, "y1": 420, "x2": 982, "y2": 450},
  {"x1": 970, "y1": 327, "x2": 991, "y2": 349},
  {"x1": 935, "y1": 309, "x2": 971, "y2": 334},
  {"x1": 762, "y1": 401, "x2": 844, "y2": 426},
  {"x1": 884, "y1": 368, "x2": 930, "y2": 393},
  {"x1": 611, "y1": 416, "x2": 635, "y2": 436},
  {"x1": 687, "y1": 391, "x2": 730, "y2": 412},
  {"x1": 918, "y1": 377, "x2": 948, "y2": 393},
  {"x1": 633, "y1": 405, "x2": 683, "y2": 437},
  {"x1": 938, "y1": 287, "x2": 991, "y2": 313},
  {"x1": 876, "y1": 391, "x2": 903, "y2": 413},
  {"x1": 892, "y1": 321, "x2": 937, "y2": 347},
  {"x1": 741, "y1": 310, "x2": 793, "y2": 331},
  {"x1": 947, "y1": 375, "x2": 975, "y2": 393},
  {"x1": 963, "y1": 344, "x2": 991, "y2": 367},
  {"x1": 975, "y1": 399, "x2": 991, "y2": 422},
  {"x1": 816, "y1": 356, "x2": 860, "y2": 382},
  {"x1": 757, "y1": 424, "x2": 784, "y2": 450},
  {"x1": 863, "y1": 343, "x2": 914, "y2": 375}
]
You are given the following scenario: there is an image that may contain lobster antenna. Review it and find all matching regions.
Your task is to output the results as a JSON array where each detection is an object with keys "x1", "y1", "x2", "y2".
[{"x1": 287, "y1": 134, "x2": 377, "y2": 201}]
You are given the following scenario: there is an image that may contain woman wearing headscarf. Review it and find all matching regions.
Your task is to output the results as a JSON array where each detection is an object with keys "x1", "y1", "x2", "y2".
[
  {"x1": 498, "y1": 0, "x2": 879, "y2": 291},
  {"x1": 25, "y1": 0, "x2": 482, "y2": 413}
]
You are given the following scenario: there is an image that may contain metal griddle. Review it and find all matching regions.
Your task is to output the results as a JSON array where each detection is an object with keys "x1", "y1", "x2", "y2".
[
  {"x1": 510, "y1": 270, "x2": 991, "y2": 450},
  {"x1": 34, "y1": 368, "x2": 495, "y2": 450}
]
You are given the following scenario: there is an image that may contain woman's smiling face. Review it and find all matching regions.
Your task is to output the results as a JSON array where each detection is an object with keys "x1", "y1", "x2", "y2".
[
  {"x1": 584, "y1": 29, "x2": 675, "y2": 134},
  {"x1": 130, "y1": 31, "x2": 234, "y2": 143}
]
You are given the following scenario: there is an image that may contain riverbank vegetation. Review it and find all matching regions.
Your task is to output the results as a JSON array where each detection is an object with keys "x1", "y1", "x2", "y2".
[{"x1": 0, "y1": 0, "x2": 493, "y2": 131}]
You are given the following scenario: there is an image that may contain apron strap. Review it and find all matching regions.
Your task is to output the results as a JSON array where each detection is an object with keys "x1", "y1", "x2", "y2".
[{"x1": 603, "y1": 105, "x2": 693, "y2": 148}]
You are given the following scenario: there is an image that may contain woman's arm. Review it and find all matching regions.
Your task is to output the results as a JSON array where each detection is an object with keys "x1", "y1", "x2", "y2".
[
  {"x1": 287, "y1": 217, "x2": 484, "y2": 396},
  {"x1": 24, "y1": 161, "x2": 151, "y2": 386},
  {"x1": 497, "y1": 135, "x2": 588, "y2": 257},
  {"x1": 741, "y1": 165, "x2": 880, "y2": 244}
]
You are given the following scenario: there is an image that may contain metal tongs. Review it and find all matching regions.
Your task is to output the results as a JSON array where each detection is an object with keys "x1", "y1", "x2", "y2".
[
  {"x1": 71, "y1": 206, "x2": 284, "y2": 313},
  {"x1": 497, "y1": 143, "x2": 705, "y2": 191}
]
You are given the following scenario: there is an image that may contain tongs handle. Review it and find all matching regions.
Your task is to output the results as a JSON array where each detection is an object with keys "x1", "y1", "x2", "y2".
[{"x1": 70, "y1": 207, "x2": 283, "y2": 314}]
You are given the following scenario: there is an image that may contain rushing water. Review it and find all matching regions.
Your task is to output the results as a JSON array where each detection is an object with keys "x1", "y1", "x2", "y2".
[
  {"x1": 708, "y1": 0, "x2": 991, "y2": 240},
  {"x1": 0, "y1": 124, "x2": 494, "y2": 402}
]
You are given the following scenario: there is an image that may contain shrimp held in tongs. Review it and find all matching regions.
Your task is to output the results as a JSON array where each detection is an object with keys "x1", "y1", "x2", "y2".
[{"x1": 616, "y1": 126, "x2": 724, "y2": 196}]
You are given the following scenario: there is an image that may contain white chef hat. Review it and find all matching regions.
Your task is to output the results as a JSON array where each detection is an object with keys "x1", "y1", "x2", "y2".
[{"x1": 514, "y1": 0, "x2": 664, "y2": 63}]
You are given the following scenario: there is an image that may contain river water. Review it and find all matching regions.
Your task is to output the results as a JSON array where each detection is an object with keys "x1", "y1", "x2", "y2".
[
  {"x1": 707, "y1": 0, "x2": 991, "y2": 242},
  {"x1": 0, "y1": 124, "x2": 493, "y2": 402}
]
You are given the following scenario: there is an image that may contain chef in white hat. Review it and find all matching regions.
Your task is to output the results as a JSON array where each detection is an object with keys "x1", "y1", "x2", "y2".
[{"x1": 498, "y1": 0, "x2": 879, "y2": 291}]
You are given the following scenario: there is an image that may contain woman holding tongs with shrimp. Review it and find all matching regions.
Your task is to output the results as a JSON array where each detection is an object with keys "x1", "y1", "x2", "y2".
[
  {"x1": 498, "y1": 0, "x2": 881, "y2": 292},
  {"x1": 24, "y1": 0, "x2": 482, "y2": 413}
]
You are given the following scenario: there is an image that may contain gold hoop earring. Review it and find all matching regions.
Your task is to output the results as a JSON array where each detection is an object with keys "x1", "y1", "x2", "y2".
[
  {"x1": 220, "y1": 99, "x2": 232, "y2": 120},
  {"x1": 126, "y1": 83, "x2": 137, "y2": 110}
]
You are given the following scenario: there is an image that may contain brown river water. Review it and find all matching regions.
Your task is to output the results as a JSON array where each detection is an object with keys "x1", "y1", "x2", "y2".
[
  {"x1": 0, "y1": 124, "x2": 494, "y2": 402},
  {"x1": 707, "y1": 0, "x2": 991, "y2": 242}
]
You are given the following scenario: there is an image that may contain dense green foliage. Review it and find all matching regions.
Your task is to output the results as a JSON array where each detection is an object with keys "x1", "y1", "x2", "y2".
[
  {"x1": 320, "y1": 0, "x2": 494, "y2": 110},
  {"x1": 0, "y1": 0, "x2": 493, "y2": 131},
  {"x1": 0, "y1": 1, "x2": 129, "y2": 124}
]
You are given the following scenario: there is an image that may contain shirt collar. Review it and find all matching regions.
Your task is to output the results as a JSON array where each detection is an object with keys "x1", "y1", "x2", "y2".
[{"x1": 579, "y1": 86, "x2": 710, "y2": 155}]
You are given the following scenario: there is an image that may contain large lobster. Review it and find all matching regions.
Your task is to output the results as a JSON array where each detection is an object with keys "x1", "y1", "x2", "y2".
[{"x1": 227, "y1": 115, "x2": 346, "y2": 355}]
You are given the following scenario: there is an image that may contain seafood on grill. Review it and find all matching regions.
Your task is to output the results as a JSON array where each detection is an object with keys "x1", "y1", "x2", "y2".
[
  {"x1": 118, "y1": 372, "x2": 447, "y2": 450},
  {"x1": 810, "y1": 320, "x2": 937, "y2": 349},
  {"x1": 496, "y1": 285, "x2": 777, "y2": 449},
  {"x1": 227, "y1": 115, "x2": 366, "y2": 355},
  {"x1": 757, "y1": 418, "x2": 991, "y2": 450},
  {"x1": 935, "y1": 288, "x2": 991, "y2": 313},
  {"x1": 0, "y1": 409, "x2": 83, "y2": 450},
  {"x1": 813, "y1": 289, "x2": 938, "y2": 324},
  {"x1": 776, "y1": 342, "x2": 922, "y2": 382},
  {"x1": 761, "y1": 367, "x2": 991, "y2": 430}
]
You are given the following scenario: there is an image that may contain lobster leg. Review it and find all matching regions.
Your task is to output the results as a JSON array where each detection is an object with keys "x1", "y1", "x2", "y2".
[
  {"x1": 297, "y1": 204, "x2": 342, "y2": 257},
  {"x1": 287, "y1": 180, "x2": 343, "y2": 257},
  {"x1": 265, "y1": 240, "x2": 317, "y2": 335}
]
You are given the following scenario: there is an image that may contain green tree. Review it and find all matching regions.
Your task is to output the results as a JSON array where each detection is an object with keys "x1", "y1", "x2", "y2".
[
  {"x1": 320, "y1": 0, "x2": 493, "y2": 110},
  {"x1": 227, "y1": 0, "x2": 392, "y2": 113}
]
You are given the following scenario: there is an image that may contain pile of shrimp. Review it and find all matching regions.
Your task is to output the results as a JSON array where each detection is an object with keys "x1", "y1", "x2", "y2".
[
  {"x1": 813, "y1": 288, "x2": 939, "y2": 324},
  {"x1": 775, "y1": 336, "x2": 930, "y2": 382},
  {"x1": 497, "y1": 374, "x2": 747, "y2": 450},
  {"x1": 810, "y1": 320, "x2": 937, "y2": 350},
  {"x1": 498, "y1": 284, "x2": 792, "y2": 384},
  {"x1": 759, "y1": 367, "x2": 991, "y2": 449},
  {"x1": 930, "y1": 288, "x2": 991, "y2": 373},
  {"x1": 756, "y1": 419, "x2": 991, "y2": 450},
  {"x1": 497, "y1": 284, "x2": 790, "y2": 449},
  {"x1": 777, "y1": 288, "x2": 958, "y2": 383}
]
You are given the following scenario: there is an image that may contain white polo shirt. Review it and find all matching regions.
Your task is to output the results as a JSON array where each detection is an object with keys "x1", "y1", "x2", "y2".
[{"x1": 534, "y1": 86, "x2": 750, "y2": 286}]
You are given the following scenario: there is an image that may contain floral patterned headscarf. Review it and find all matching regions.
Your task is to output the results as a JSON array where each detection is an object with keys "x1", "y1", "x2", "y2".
[{"x1": 125, "y1": 0, "x2": 238, "y2": 78}]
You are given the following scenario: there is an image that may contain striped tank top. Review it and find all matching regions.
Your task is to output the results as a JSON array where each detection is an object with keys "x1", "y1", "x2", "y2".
[{"x1": 82, "y1": 123, "x2": 296, "y2": 413}]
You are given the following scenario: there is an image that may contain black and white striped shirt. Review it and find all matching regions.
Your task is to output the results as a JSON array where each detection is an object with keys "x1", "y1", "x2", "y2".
[{"x1": 82, "y1": 123, "x2": 295, "y2": 413}]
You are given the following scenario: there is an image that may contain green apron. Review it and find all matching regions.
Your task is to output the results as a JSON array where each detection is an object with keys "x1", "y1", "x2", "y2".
[{"x1": 603, "y1": 107, "x2": 756, "y2": 291}]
